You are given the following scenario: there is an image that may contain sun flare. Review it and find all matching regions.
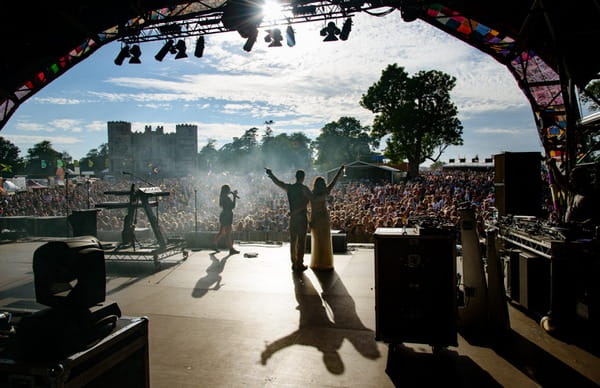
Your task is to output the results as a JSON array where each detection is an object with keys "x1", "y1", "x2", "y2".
[{"x1": 261, "y1": 0, "x2": 285, "y2": 24}]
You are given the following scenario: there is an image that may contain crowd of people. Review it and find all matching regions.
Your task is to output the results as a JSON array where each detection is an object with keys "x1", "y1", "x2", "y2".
[{"x1": 0, "y1": 169, "x2": 498, "y2": 242}]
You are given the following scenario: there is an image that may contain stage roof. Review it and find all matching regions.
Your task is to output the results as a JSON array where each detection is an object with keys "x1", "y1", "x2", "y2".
[{"x1": 1, "y1": 1, "x2": 599, "y2": 161}]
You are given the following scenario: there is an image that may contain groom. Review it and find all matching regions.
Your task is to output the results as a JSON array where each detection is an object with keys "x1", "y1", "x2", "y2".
[{"x1": 265, "y1": 168, "x2": 312, "y2": 272}]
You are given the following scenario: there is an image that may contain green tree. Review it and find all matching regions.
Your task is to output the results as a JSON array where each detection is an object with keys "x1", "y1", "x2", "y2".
[
  {"x1": 79, "y1": 143, "x2": 108, "y2": 172},
  {"x1": 218, "y1": 127, "x2": 260, "y2": 172},
  {"x1": 313, "y1": 117, "x2": 378, "y2": 170},
  {"x1": 198, "y1": 139, "x2": 219, "y2": 171},
  {"x1": 360, "y1": 64, "x2": 463, "y2": 178},
  {"x1": 25, "y1": 140, "x2": 63, "y2": 176},
  {"x1": 261, "y1": 121, "x2": 312, "y2": 171},
  {"x1": 0, "y1": 136, "x2": 23, "y2": 177}
]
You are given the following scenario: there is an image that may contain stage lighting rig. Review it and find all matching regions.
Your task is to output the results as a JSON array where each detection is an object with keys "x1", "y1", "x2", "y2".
[
  {"x1": 129, "y1": 45, "x2": 142, "y2": 63},
  {"x1": 114, "y1": 45, "x2": 130, "y2": 66},
  {"x1": 264, "y1": 29, "x2": 283, "y2": 47},
  {"x1": 155, "y1": 39, "x2": 175, "y2": 61},
  {"x1": 339, "y1": 18, "x2": 352, "y2": 40},
  {"x1": 174, "y1": 39, "x2": 188, "y2": 59},
  {"x1": 320, "y1": 22, "x2": 340, "y2": 41},
  {"x1": 194, "y1": 36, "x2": 205, "y2": 58},
  {"x1": 286, "y1": 25, "x2": 296, "y2": 47},
  {"x1": 221, "y1": 0, "x2": 265, "y2": 52},
  {"x1": 399, "y1": 0, "x2": 421, "y2": 22}
]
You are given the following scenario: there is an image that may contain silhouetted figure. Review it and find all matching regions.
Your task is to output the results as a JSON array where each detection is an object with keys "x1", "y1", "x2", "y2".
[
  {"x1": 214, "y1": 184, "x2": 240, "y2": 255},
  {"x1": 266, "y1": 168, "x2": 312, "y2": 272},
  {"x1": 310, "y1": 165, "x2": 344, "y2": 270}
]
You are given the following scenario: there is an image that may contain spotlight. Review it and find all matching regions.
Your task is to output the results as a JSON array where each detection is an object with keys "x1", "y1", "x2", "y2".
[
  {"x1": 320, "y1": 22, "x2": 340, "y2": 42},
  {"x1": 155, "y1": 39, "x2": 174, "y2": 61},
  {"x1": 194, "y1": 36, "x2": 205, "y2": 58},
  {"x1": 264, "y1": 29, "x2": 283, "y2": 47},
  {"x1": 243, "y1": 28, "x2": 258, "y2": 52},
  {"x1": 286, "y1": 26, "x2": 296, "y2": 47},
  {"x1": 340, "y1": 18, "x2": 352, "y2": 41},
  {"x1": 114, "y1": 45, "x2": 130, "y2": 66},
  {"x1": 128, "y1": 45, "x2": 142, "y2": 64},
  {"x1": 174, "y1": 39, "x2": 188, "y2": 59},
  {"x1": 400, "y1": 0, "x2": 420, "y2": 22}
]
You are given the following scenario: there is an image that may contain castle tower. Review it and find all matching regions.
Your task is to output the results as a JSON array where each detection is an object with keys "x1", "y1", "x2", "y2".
[
  {"x1": 175, "y1": 124, "x2": 198, "y2": 173},
  {"x1": 107, "y1": 121, "x2": 133, "y2": 174}
]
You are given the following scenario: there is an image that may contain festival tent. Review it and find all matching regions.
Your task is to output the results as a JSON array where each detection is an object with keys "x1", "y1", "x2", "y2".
[{"x1": 326, "y1": 161, "x2": 404, "y2": 183}]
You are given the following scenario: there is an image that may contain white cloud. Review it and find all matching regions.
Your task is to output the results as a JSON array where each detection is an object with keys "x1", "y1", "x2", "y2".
[
  {"x1": 49, "y1": 119, "x2": 82, "y2": 131},
  {"x1": 475, "y1": 127, "x2": 523, "y2": 135},
  {"x1": 5, "y1": 135, "x2": 82, "y2": 145},
  {"x1": 85, "y1": 121, "x2": 106, "y2": 132},
  {"x1": 15, "y1": 122, "x2": 54, "y2": 132},
  {"x1": 34, "y1": 97, "x2": 83, "y2": 105}
]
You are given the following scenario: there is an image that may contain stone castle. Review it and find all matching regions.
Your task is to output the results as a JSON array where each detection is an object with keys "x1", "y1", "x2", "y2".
[{"x1": 107, "y1": 121, "x2": 198, "y2": 177}]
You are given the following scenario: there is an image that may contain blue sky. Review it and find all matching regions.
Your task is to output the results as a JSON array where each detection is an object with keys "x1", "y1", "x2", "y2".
[{"x1": 1, "y1": 11, "x2": 542, "y2": 166}]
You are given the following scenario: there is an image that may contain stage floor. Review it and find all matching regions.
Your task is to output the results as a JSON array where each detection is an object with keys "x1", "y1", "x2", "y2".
[{"x1": 1, "y1": 240, "x2": 599, "y2": 387}]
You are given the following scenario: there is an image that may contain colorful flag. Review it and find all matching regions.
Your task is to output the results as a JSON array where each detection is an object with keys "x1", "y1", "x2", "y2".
[
  {"x1": 57, "y1": 159, "x2": 64, "y2": 168},
  {"x1": 0, "y1": 163, "x2": 12, "y2": 172},
  {"x1": 41, "y1": 160, "x2": 47, "y2": 168},
  {"x1": 88, "y1": 160, "x2": 94, "y2": 167}
]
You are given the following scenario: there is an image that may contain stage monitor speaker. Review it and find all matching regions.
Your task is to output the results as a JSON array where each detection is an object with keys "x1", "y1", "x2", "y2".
[
  {"x1": 68, "y1": 209, "x2": 100, "y2": 237},
  {"x1": 374, "y1": 228, "x2": 457, "y2": 346},
  {"x1": 494, "y1": 152, "x2": 541, "y2": 216},
  {"x1": 305, "y1": 232, "x2": 347, "y2": 253},
  {"x1": 33, "y1": 237, "x2": 106, "y2": 309},
  {"x1": 518, "y1": 251, "x2": 550, "y2": 315}
]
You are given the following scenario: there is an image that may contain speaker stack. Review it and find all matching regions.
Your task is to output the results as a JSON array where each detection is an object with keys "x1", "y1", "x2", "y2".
[{"x1": 494, "y1": 152, "x2": 542, "y2": 216}]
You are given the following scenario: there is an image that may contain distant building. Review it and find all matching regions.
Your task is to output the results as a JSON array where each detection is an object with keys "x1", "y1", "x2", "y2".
[{"x1": 107, "y1": 121, "x2": 197, "y2": 177}]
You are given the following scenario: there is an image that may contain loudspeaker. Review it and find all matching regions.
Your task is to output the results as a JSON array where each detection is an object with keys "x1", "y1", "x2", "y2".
[
  {"x1": 494, "y1": 152, "x2": 541, "y2": 216},
  {"x1": 305, "y1": 232, "x2": 347, "y2": 253},
  {"x1": 68, "y1": 209, "x2": 100, "y2": 237},
  {"x1": 374, "y1": 229, "x2": 457, "y2": 346},
  {"x1": 518, "y1": 251, "x2": 550, "y2": 314},
  {"x1": 33, "y1": 237, "x2": 106, "y2": 309}
]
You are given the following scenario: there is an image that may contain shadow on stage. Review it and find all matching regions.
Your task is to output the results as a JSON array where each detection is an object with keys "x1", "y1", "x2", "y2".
[
  {"x1": 260, "y1": 270, "x2": 381, "y2": 374},
  {"x1": 192, "y1": 253, "x2": 231, "y2": 298},
  {"x1": 385, "y1": 343, "x2": 502, "y2": 388},
  {"x1": 490, "y1": 329, "x2": 599, "y2": 388}
]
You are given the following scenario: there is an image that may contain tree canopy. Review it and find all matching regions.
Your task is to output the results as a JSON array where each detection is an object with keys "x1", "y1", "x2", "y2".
[
  {"x1": 25, "y1": 140, "x2": 64, "y2": 176},
  {"x1": 360, "y1": 64, "x2": 463, "y2": 178},
  {"x1": 313, "y1": 117, "x2": 378, "y2": 170},
  {"x1": 79, "y1": 143, "x2": 108, "y2": 172},
  {"x1": 0, "y1": 136, "x2": 23, "y2": 177}
]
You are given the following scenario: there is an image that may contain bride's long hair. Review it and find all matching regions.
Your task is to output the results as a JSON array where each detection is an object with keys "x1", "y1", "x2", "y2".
[{"x1": 312, "y1": 176, "x2": 327, "y2": 195}]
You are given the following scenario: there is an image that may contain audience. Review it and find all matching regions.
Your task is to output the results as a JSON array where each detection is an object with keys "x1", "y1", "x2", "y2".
[{"x1": 0, "y1": 170, "x2": 496, "y2": 242}]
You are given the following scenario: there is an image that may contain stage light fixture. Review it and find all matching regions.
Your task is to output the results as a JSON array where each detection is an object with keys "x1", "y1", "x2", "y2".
[
  {"x1": 320, "y1": 22, "x2": 340, "y2": 42},
  {"x1": 221, "y1": 0, "x2": 264, "y2": 52},
  {"x1": 128, "y1": 45, "x2": 142, "y2": 64},
  {"x1": 286, "y1": 26, "x2": 296, "y2": 47},
  {"x1": 114, "y1": 45, "x2": 131, "y2": 66},
  {"x1": 400, "y1": 0, "x2": 420, "y2": 22},
  {"x1": 340, "y1": 18, "x2": 352, "y2": 41},
  {"x1": 174, "y1": 40, "x2": 188, "y2": 59},
  {"x1": 264, "y1": 29, "x2": 283, "y2": 47},
  {"x1": 243, "y1": 28, "x2": 258, "y2": 52},
  {"x1": 155, "y1": 39, "x2": 175, "y2": 61},
  {"x1": 194, "y1": 36, "x2": 205, "y2": 58}
]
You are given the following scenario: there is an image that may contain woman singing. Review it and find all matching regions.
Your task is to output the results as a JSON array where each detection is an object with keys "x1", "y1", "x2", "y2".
[
  {"x1": 309, "y1": 165, "x2": 344, "y2": 270},
  {"x1": 214, "y1": 184, "x2": 240, "y2": 255}
]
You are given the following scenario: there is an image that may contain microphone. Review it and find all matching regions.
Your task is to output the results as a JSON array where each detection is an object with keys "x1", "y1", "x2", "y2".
[{"x1": 232, "y1": 190, "x2": 240, "y2": 199}]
